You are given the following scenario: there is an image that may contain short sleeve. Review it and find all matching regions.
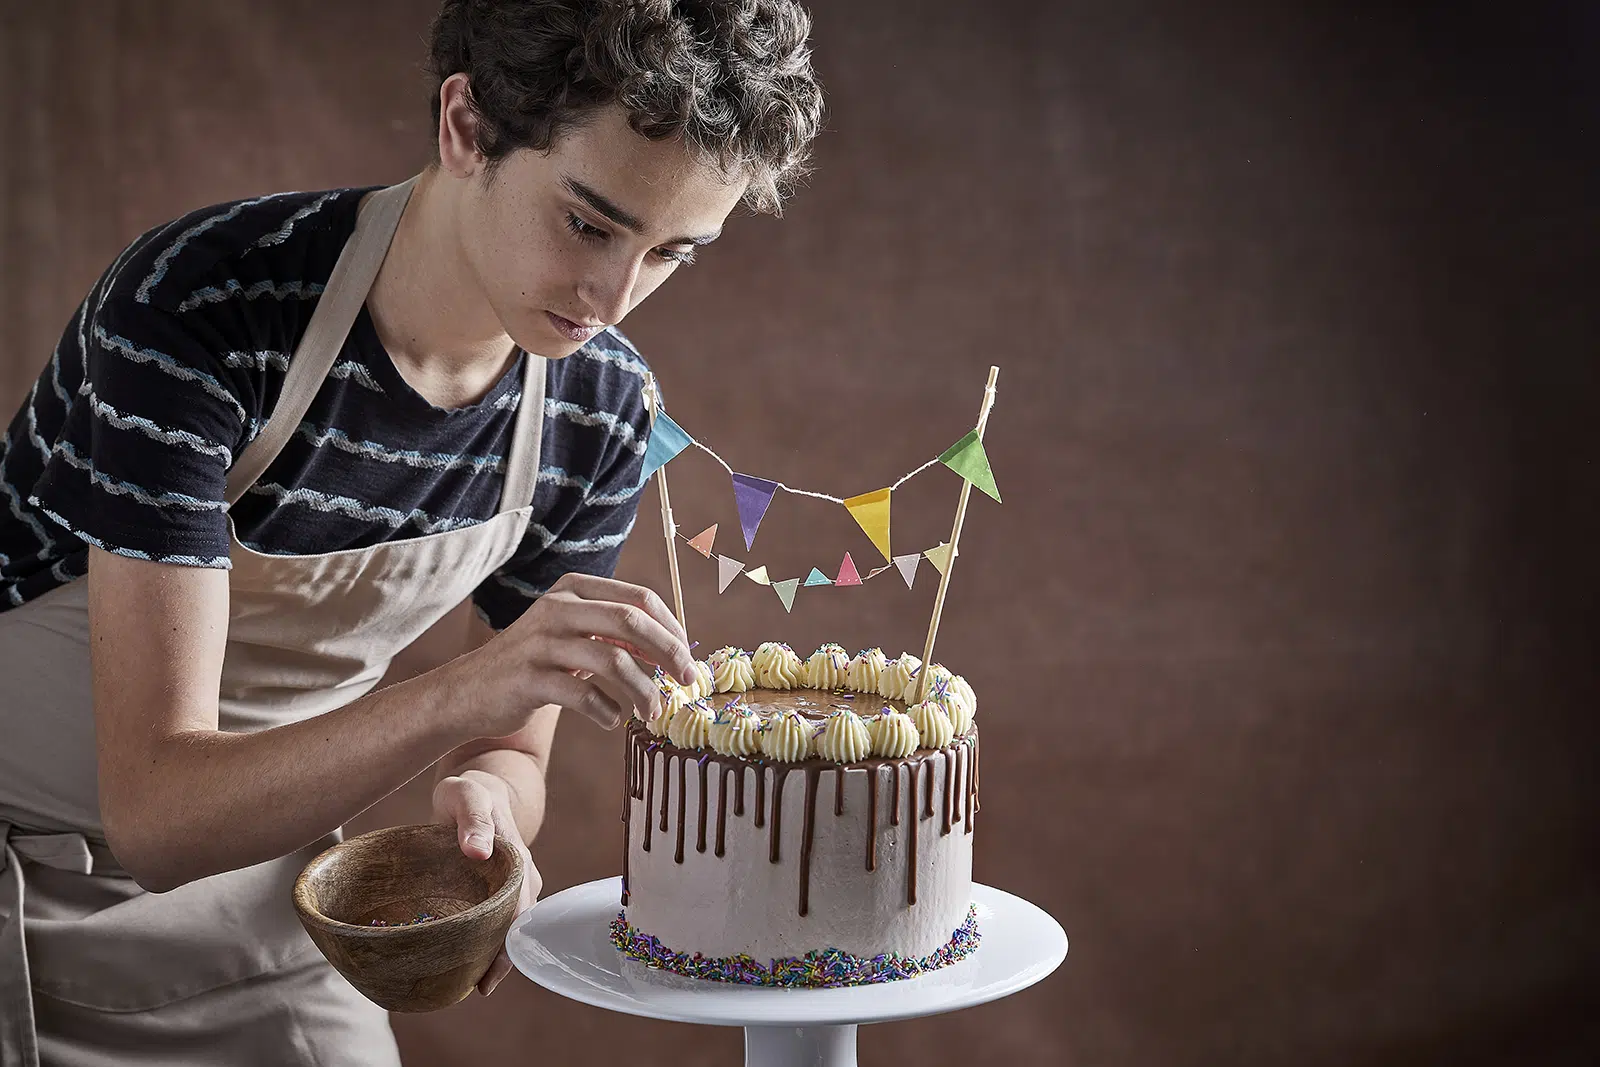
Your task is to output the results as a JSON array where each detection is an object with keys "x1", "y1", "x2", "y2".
[
  {"x1": 28, "y1": 295, "x2": 248, "y2": 567},
  {"x1": 471, "y1": 351, "x2": 651, "y2": 630}
]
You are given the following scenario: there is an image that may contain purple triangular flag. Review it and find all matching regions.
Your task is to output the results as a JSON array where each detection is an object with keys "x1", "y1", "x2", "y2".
[{"x1": 731, "y1": 473, "x2": 780, "y2": 551}]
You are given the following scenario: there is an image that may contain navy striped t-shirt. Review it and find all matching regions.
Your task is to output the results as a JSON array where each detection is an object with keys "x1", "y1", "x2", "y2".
[{"x1": 0, "y1": 185, "x2": 651, "y2": 630}]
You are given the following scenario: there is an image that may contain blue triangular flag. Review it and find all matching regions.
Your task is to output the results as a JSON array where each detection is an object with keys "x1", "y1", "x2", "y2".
[
  {"x1": 803, "y1": 567, "x2": 832, "y2": 587},
  {"x1": 637, "y1": 411, "x2": 693, "y2": 487}
]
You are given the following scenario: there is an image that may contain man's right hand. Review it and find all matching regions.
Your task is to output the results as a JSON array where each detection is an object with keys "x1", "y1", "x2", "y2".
[{"x1": 461, "y1": 572, "x2": 694, "y2": 734}]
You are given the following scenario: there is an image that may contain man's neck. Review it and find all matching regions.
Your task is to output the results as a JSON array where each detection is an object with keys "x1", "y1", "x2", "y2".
[{"x1": 365, "y1": 167, "x2": 519, "y2": 410}]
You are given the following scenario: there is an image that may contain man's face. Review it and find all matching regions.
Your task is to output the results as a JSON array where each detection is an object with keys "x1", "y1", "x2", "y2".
[{"x1": 455, "y1": 105, "x2": 748, "y2": 358}]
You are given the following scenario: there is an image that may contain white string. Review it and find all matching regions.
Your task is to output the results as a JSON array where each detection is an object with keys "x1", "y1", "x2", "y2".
[
  {"x1": 684, "y1": 437, "x2": 945, "y2": 505},
  {"x1": 675, "y1": 531, "x2": 905, "y2": 583}
]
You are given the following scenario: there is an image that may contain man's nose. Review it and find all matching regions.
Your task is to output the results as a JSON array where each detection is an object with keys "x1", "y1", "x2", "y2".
[{"x1": 578, "y1": 255, "x2": 642, "y2": 326}]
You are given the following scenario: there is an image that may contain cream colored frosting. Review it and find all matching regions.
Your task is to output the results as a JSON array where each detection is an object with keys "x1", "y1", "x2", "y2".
[
  {"x1": 687, "y1": 660, "x2": 715, "y2": 701},
  {"x1": 803, "y1": 643, "x2": 850, "y2": 691},
  {"x1": 708, "y1": 704, "x2": 762, "y2": 758},
  {"x1": 867, "y1": 709, "x2": 920, "y2": 758},
  {"x1": 815, "y1": 708, "x2": 872, "y2": 763},
  {"x1": 846, "y1": 647, "x2": 888, "y2": 694},
  {"x1": 943, "y1": 694, "x2": 974, "y2": 736},
  {"x1": 646, "y1": 684, "x2": 695, "y2": 737},
  {"x1": 879, "y1": 653, "x2": 923, "y2": 702},
  {"x1": 759, "y1": 708, "x2": 815, "y2": 761},
  {"x1": 752, "y1": 642, "x2": 803, "y2": 689},
  {"x1": 667, "y1": 698, "x2": 715, "y2": 750},
  {"x1": 712, "y1": 649, "x2": 754, "y2": 693},
  {"x1": 927, "y1": 663, "x2": 976, "y2": 730},
  {"x1": 908, "y1": 699, "x2": 955, "y2": 750}
]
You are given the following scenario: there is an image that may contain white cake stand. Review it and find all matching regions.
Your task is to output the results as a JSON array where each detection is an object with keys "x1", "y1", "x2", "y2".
[{"x1": 505, "y1": 877, "x2": 1067, "y2": 1067}]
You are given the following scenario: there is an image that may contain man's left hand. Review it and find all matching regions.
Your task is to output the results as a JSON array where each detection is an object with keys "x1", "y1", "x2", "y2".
[{"x1": 432, "y1": 771, "x2": 542, "y2": 996}]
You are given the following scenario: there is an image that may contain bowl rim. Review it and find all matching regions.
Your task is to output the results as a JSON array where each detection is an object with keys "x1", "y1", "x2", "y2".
[{"x1": 293, "y1": 823, "x2": 523, "y2": 937}]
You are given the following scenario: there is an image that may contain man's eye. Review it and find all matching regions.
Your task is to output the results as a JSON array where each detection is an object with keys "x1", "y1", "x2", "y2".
[
  {"x1": 656, "y1": 247, "x2": 696, "y2": 266},
  {"x1": 565, "y1": 213, "x2": 608, "y2": 241}
]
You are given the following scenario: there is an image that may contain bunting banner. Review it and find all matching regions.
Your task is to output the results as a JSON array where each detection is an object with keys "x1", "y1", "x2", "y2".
[
  {"x1": 841, "y1": 487, "x2": 892, "y2": 562},
  {"x1": 687, "y1": 524, "x2": 717, "y2": 558},
  {"x1": 642, "y1": 373, "x2": 1000, "y2": 612},
  {"x1": 637, "y1": 410, "x2": 694, "y2": 488},
  {"x1": 731, "y1": 473, "x2": 780, "y2": 551},
  {"x1": 773, "y1": 578, "x2": 800, "y2": 613},
  {"x1": 938, "y1": 430, "x2": 1001, "y2": 503}
]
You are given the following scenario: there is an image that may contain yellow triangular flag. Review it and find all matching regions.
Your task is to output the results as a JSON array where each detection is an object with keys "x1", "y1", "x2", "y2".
[
  {"x1": 924, "y1": 542, "x2": 960, "y2": 575},
  {"x1": 841, "y1": 487, "x2": 892, "y2": 562},
  {"x1": 745, "y1": 565, "x2": 772, "y2": 586}
]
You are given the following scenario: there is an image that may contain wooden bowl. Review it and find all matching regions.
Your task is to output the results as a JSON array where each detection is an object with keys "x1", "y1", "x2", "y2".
[{"x1": 293, "y1": 823, "x2": 522, "y2": 1012}]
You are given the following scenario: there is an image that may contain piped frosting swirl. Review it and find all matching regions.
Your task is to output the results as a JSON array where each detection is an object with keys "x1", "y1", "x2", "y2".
[
  {"x1": 712, "y1": 648, "x2": 754, "y2": 693},
  {"x1": 759, "y1": 708, "x2": 815, "y2": 761},
  {"x1": 815, "y1": 708, "x2": 872, "y2": 763},
  {"x1": 752, "y1": 642, "x2": 803, "y2": 689},
  {"x1": 667, "y1": 698, "x2": 715, "y2": 750},
  {"x1": 846, "y1": 647, "x2": 888, "y2": 694},
  {"x1": 879, "y1": 653, "x2": 923, "y2": 702},
  {"x1": 868, "y1": 709, "x2": 920, "y2": 758},
  {"x1": 708, "y1": 703, "x2": 762, "y2": 757},
  {"x1": 908, "y1": 698, "x2": 955, "y2": 750},
  {"x1": 803, "y1": 643, "x2": 850, "y2": 690}
]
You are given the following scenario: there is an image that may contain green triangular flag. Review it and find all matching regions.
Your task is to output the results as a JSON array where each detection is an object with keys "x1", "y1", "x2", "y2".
[
  {"x1": 773, "y1": 578, "x2": 800, "y2": 612},
  {"x1": 803, "y1": 567, "x2": 832, "y2": 587},
  {"x1": 937, "y1": 430, "x2": 1001, "y2": 503}
]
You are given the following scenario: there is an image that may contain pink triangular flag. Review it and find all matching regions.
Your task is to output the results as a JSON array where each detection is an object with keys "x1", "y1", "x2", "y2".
[
  {"x1": 835, "y1": 552, "x2": 862, "y2": 587},
  {"x1": 893, "y1": 552, "x2": 921, "y2": 588},
  {"x1": 687, "y1": 524, "x2": 717, "y2": 558},
  {"x1": 716, "y1": 555, "x2": 744, "y2": 593}
]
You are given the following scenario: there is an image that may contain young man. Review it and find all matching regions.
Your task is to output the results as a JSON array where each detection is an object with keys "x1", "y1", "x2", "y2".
[{"x1": 0, "y1": 1, "x2": 823, "y2": 1062}]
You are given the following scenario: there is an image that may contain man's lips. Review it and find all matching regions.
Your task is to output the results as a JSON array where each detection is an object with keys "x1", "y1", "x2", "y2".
[{"x1": 546, "y1": 311, "x2": 603, "y2": 342}]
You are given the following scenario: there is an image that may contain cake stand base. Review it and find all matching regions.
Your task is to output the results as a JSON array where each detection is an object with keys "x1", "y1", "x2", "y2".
[{"x1": 505, "y1": 878, "x2": 1067, "y2": 1067}]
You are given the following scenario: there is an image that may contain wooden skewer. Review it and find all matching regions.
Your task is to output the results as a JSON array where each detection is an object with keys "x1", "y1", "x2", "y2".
[
  {"x1": 643, "y1": 373, "x2": 688, "y2": 635},
  {"x1": 915, "y1": 365, "x2": 1000, "y2": 704}
]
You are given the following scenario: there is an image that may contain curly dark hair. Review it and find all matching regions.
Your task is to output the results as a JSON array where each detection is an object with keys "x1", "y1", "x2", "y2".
[{"x1": 427, "y1": 0, "x2": 825, "y2": 214}]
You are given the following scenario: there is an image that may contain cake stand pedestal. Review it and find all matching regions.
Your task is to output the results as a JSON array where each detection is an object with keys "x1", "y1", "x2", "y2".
[{"x1": 505, "y1": 877, "x2": 1067, "y2": 1067}]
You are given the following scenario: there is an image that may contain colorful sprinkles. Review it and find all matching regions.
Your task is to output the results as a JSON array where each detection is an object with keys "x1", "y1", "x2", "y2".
[
  {"x1": 368, "y1": 911, "x2": 440, "y2": 927},
  {"x1": 608, "y1": 905, "x2": 980, "y2": 986}
]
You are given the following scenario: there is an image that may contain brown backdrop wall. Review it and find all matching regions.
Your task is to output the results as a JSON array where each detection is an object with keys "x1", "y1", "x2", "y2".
[{"x1": 3, "y1": 2, "x2": 1596, "y2": 1064}]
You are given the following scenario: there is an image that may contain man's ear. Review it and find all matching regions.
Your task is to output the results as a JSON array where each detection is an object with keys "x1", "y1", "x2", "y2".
[{"x1": 437, "y1": 72, "x2": 485, "y2": 177}]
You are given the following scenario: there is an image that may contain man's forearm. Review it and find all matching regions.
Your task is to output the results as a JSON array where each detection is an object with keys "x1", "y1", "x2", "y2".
[{"x1": 113, "y1": 661, "x2": 495, "y2": 892}]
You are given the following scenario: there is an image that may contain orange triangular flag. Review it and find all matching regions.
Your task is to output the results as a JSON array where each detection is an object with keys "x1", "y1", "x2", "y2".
[
  {"x1": 835, "y1": 552, "x2": 863, "y2": 586},
  {"x1": 841, "y1": 487, "x2": 892, "y2": 562},
  {"x1": 924, "y1": 542, "x2": 960, "y2": 575},
  {"x1": 687, "y1": 524, "x2": 717, "y2": 558}
]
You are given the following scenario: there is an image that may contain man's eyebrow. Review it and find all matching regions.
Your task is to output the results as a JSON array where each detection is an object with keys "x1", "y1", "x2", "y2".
[{"x1": 563, "y1": 176, "x2": 722, "y2": 247}]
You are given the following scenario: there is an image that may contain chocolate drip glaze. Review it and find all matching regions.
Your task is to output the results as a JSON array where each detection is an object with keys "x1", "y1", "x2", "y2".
[
  {"x1": 621, "y1": 721, "x2": 983, "y2": 917},
  {"x1": 890, "y1": 763, "x2": 902, "y2": 826},
  {"x1": 866, "y1": 765, "x2": 879, "y2": 871},
  {"x1": 675, "y1": 754, "x2": 688, "y2": 864},
  {"x1": 643, "y1": 742, "x2": 657, "y2": 853},
  {"x1": 799, "y1": 767, "x2": 821, "y2": 915},
  {"x1": 696, "y1": 757, "x2": 709, "y2": 854},
  {"x1": 715, "y1": 764, "x2": 731, "y2": 858},
  {"x1": 769, "y1": 767, "x2": 790, "y2": 863},
  {"x1": 907, "y1": 759, "x2": 920, "y2": 905},
  {"x1": 941, "y1": 749, "x2": 954, "y2": 836}
]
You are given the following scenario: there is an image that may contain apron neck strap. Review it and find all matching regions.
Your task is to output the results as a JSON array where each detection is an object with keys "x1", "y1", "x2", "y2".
[
  {"x1": 224, "y1": 177, "x2": 418, "y2": 505},
  {"x1": 498, "y1": 352, "x2": 547, "y2": 513}
]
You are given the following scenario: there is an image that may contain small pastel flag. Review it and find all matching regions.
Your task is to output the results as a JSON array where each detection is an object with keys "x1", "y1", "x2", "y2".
[
  {"x1": 745, "y1": 565, "x2": 772, "y2": 586},
  {"x1": 803, "y1": 567, "x2": 832, "y2": 587},
  {"x1": 842, "y1": 487, "x2": 892, "y2": 562},
  {"x1": 731, "y1": 473, "x2": 780, "y2": 550},
  {"x1": 924, "y1": 541, "x2": 960, "y2": 575},
  {"x1": 938, "y1": 430, "x2": 1000, "y2": 503},
  {"x1": 716, "y1": 555, "x2": 744, "y2": 593},
  {"x1": 687, "y1": 524, "x2": 717, "y2": 558},
  {"x1": 773, "y1": 578, "x2": 800, "y2": 613},
  {"x1": 893, "y1": 552, "x2": 922, "y2": 588},
  {"x1": 637, "y1": 411, "x2": 694, "y2": 488},
  {"x1": 835, "y1": 552, "x2": 863, "y2": 587}
]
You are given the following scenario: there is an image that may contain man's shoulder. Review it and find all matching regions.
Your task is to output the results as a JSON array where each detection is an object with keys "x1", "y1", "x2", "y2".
[{"x1": 102, "y1": 186, "x2": 371, "y2": 318}]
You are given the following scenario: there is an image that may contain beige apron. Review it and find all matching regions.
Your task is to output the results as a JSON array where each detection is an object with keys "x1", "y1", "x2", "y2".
[{"x1": 0, "y1": 175, "x2": 548, "y2": 1066}]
